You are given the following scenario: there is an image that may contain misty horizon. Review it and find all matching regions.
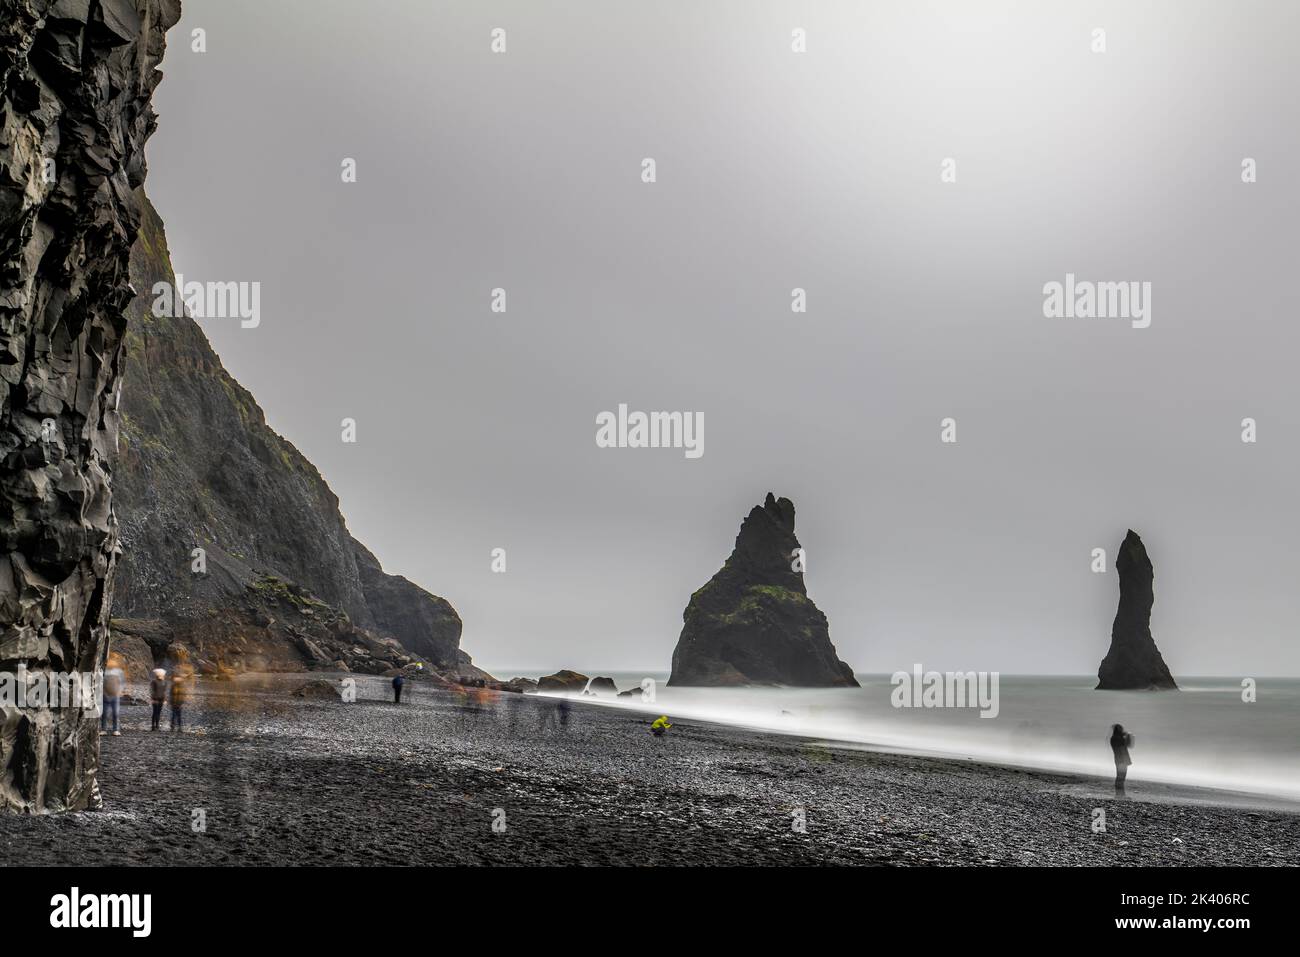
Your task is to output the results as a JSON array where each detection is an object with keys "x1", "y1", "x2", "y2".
[{"x1": 141, "y1": 0, "x2": 1300, "y2": 677}]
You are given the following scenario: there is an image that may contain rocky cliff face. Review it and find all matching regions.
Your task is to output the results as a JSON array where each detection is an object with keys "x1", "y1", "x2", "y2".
[
  {"x1": 350, "y1": 539, "x2": 462, "y2": 667},
  {"x1": 0, "y1": 0, "x2": 179, "y2": 812},
  {"x1": 669, "y1": 493, "x2": 858, "y2": 687},
  {"x1": 111, "y1": 196, "x2": 481, "y2": 680},
  {"x1": 1096, "y1": 529, "x2": 1178, "y2": 690}
]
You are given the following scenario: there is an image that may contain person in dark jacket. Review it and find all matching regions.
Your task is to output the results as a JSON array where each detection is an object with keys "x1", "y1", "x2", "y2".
[
  {"x1": 149, "y1": 668, "x2": 167, "y2": 731},
  {"x1": 392, "y1": 673, "x2": 405, "y2": 704},
  {"x1": 1110, "y1": 723, "x2": 1133, "y2": 794}
]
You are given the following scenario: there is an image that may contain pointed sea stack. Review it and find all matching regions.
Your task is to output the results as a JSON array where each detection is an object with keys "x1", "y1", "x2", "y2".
[
  {"x1": 1096, "y1": 530, "x2": 1178, "y2": 690},
  {"x1": 668, "y1": 494, "x2": 858, "y2": 687}
]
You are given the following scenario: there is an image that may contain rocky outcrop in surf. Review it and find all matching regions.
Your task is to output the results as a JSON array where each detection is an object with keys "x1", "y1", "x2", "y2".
[
  {"x1": 668, "y1": 494, "x2": 857, "y2": 687},
  {"x1": 1096, "y1": 529, "x2": 1178, "y2": 690},
  {"x1": 537, "y1": 670, "x2": 589, "y2": 692}
]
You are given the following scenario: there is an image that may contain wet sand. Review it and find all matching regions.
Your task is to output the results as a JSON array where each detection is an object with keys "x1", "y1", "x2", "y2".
[{"x1": 2, "y1": 674, "x2": 1296, "y2": 866}]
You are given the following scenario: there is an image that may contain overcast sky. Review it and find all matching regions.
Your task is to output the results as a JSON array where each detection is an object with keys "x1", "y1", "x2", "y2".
[{"x1": 145, "y1": 0, "x2": 1300, "y2": 676}]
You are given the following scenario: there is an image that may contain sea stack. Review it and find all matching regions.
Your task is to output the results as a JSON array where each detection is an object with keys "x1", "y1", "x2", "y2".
[
  {"x1": 1096, "y1": 530, "x2": 1178, "y2": 690},
  {"x1": 668, "y1": 494, "x2": 857, "y2": 687}
]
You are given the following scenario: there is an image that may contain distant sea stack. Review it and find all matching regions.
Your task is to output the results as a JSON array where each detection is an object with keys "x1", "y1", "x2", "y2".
[
  {"x1": 1096, "y1": 530, "x2": 1178, "y2": 690},
  {"x1": 668, "y1": 494, "x2": 858, "y2": 687}
]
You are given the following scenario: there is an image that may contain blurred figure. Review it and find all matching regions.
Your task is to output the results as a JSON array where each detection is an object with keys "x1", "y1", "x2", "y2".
[
  {"x1": 505, "y1": 691, "x2": 523, "y2": 732},
  {"x1": 538, "y1": 696, "x2": 567, "y2": 731},
  {"x1": 99, "y1": 653, "x2": 124, "y2": 737},
  {"x1": 1110, "y1": 723, "x2": 1134, "y2": 794},
  {"x1": 460, "y1": 679, "x2": 490, "y2": 716},
  {"x1": 392, "y1": 672, "x2": 405, "y2": 704},
  {"x1": 650, "y1": 715, "x2": 672, "y2": 738},
  {"x1": 170, "y1": 668, "x2": 191, "y2": 731},
  {"x1": 149, "y1": 668, "x2": 167, "y2": 731}
]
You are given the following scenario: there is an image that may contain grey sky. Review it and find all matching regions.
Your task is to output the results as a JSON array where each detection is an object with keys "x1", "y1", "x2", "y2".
[{"x1": 145, "y1": 0, "x2": 1300, "y2": 675}]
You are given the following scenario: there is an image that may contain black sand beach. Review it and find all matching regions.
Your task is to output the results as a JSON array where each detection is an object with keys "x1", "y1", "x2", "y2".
[{"x1": 3, "y1": 675, "x2": 1296, "y2": 866}]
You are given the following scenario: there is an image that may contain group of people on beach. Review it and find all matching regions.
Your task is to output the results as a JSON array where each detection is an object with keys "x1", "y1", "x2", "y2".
[
  {"x1": 98, "y1": 652, "x2": 194, "y2": 736},
  {"x1": 114, "y1": 659, "x2": 1130, "y2": 795},
  {"x1": 392, "y1": 672, "x2": 679, "y2": 741}
]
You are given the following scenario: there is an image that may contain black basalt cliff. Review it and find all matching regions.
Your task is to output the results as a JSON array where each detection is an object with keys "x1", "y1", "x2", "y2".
[
  {"x1": 1096, "y1": 529, "x2": 1178, "y2": 691},
  {"x1": 668, "y1": 494, "x2": 857, "y2": 687},
  {"x1": 0, "y1": 0, "x2": 180, "y2": 812},
  {"x1": 110, "y1": 196, "x2": 484, "y2": 684}
]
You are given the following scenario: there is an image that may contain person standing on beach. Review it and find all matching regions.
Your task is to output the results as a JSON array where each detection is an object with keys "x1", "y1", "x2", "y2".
[
  {"x1": 1110, "y1": 723, "x2": 1133, "y2": 794},
  {"x1": 99, "y1": 653, "x2": 124, "y2": 737},
  {"x1": 392, "y1": 672, "x2": 405, "y2": 704},
  {"x1": 149, "y1": 668, "x2": 167, "y2": 731},
  {"x1": 170, "y1": 668, "x2": 191, "y2": 731}
]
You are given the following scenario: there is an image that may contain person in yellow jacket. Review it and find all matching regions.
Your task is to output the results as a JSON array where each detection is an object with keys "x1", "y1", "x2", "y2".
[{"x1": 650, "y1": 715, "x2": 672, "y2": 737}]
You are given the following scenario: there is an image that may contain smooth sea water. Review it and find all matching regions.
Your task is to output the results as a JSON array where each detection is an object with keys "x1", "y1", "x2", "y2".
[{"x1": 513, "y1": 672, "x2": 1300, "y2": 806}]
